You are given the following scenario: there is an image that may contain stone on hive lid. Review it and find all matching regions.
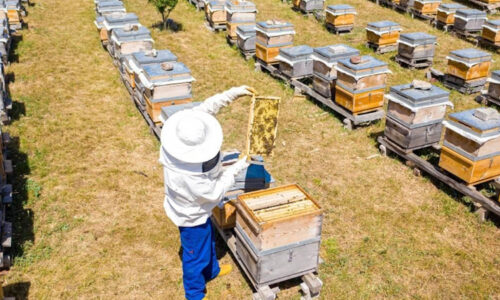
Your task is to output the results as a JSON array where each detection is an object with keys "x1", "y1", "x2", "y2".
[
  {"x1": 161, "y1": 62, "x2": 174, "y2": 71},
  {"x1": 473, "y1": 107, "x2": 500, "y2": 121},
  {"x1": 350, "y1": 56, "x2": 361, "y2": 64},
  {"x1": 411, "y1": 80, "x2": 432, "y2": 90}
]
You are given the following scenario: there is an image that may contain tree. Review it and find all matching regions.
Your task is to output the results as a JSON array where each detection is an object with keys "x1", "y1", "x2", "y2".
[{"x1": 148, "y1": 0, "x2": 179, "y2": 30}]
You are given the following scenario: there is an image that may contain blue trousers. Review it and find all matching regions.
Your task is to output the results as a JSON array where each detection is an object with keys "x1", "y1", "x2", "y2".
[{"x1": 179, "y1": 218, "x2": 220, "y2": 300}]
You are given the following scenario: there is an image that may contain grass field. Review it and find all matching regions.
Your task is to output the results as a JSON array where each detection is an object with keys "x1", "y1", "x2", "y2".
[{"x1": 1, "y1": 0, "x2": 499, "y2": 298}]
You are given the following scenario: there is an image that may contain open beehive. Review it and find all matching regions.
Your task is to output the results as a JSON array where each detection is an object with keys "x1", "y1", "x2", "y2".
[
  {"x1": 276, "y1": 45, "x2": 313, "y2": 79},
  {"x1": 207, "y1": 0, "x2": 227, "y2": 27},
  {"x1": 439, "y1": 108, "x2": 500, "y2": 184},
  {"x1": 325, "y1": 5, "x2": 355, "y2": 30},
  {"x1": 95, "y1": 0, "x2": 125, "y2": 16},
  {"x1": 335, "y1": 56, "x2": 389, "y2": 114},
  {"x1": 110, "y1": 25, "x2": 154, "y2": 61},
  {"x1": 235, "y1": 185, "x2": 321, "y2": 286},
  {"x1": 397, "y1": 32, "x2": 436, "y2": 61},
  {"x1": 454, "y1": 9, "x2": 487, "y2": 32},
  {"x1": 487, "y1": 70, "x2": 500, "y2": 100},
  {"x1": 139, "y1": 62, "x2": 195, "y2": 123},
  {"x1": 225, "y1": 0, "x2": 256, "y2": 40},
  {"x1": 446, "y1": 48, "x2": 491, "y2": 83},
  {"x1": 384, "y1": 81, "x2": 451, "y2": 150},
  {"x1": 236, "y1": 25, "x2": 256, "y2": 54},
  {"x1": 255, "y1": 20, "x2": 295, "y2": 64},
  {"x1": 366, "y1": 21, "x2": 401, "y2": 47},
  {"x1": 413, "y1": 0, "x2": 441, "y2": 16},
  {"x1": 481, "y1": 20, "x2": 500, "y2": 45},
  {"x1": 436, "y1": 3, "x2": 465, "y2": 25},
  {"x1": 312, "y1": 44, "x2": 359, "y2": 98},
  {"x1": 100, "y1": 13, "x2": 139, "y2": 45}
]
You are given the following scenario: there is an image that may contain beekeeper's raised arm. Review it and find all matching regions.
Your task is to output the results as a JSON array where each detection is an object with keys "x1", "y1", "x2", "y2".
[{"x1": 193, "y1": 85, "x2": 254, "y2": 115}]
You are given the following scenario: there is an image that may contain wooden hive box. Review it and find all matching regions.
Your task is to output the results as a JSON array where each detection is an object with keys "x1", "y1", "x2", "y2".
[
  {"x1": 436, "y1": 3, "x2": 465, "y2": 25},
  {"x1": 446, "y1": 48, "x2": 491, "y2": 82},
  {"x1": 235, "y1": 184, "x2": 322, "y2": 286},
  {"x1": 366, "y1": 21, "x2": 401, "y2": 47},
  {"x1": 207, "y1": 1, "x2": 227, "y2": 25},
  {"x1": 335, "y1": 83, "x2": 385, "y2": 114},
  {"x1": 95, "y1": 0, "x2": 125, "y2": 17},
  {"x1": 140, "y1": 62, "x2": 195, "y2": 123},
  {"x1": 5, "y1": 0, "x2": 21, "y2": 27},
  {"x1": 225, "y1": 0, "x2": 256, "y2": 40},
  {"x1": 384, "y1": 82, "x2": 452, "y2": 150},
  {"x1": 312, "y1": 44, "x2": 359, "y2": 98},
  {"x1": 481, "y1": 20, "x2": 500, "y2": 44},
  {"x1": 397, "y1": 32, "x2": 436, "y2": 60},
  {"x1": 236, "y1": 25, "x2": 256, "y2": 53},
  {"x1": 479, "y1": 0, "x2": 500, "y2": 4},
  {"x1": 101, "y1": 13, "x2": 140, "y2": 44},
  {"x1": 0, "y1": 17, "x2": 9, "y2": 62},
  {"x1": 487, "y1": 70, "x2": 500, "y2": 100},
  {"x1": 413, "y1": 0, "x2": 441, "y2": 15},
  {"x1": 127, "y1": 49, "x2": 178, "y2": 91},
  {"x1": 439, "y1": 108, "x2": 500, "y2": 184},
  {"x1": 400, "y1": 0, "x2": 415, "y2": 9},
  {"x1": 299, "y1": 0, "x2": 324, "y2": 13},
  {"x1": 276, "y1": 45, "x2": 313, "y2": 79},
  {"x1": 454, "y1": 9, "x2": 487, "y2": 32},
  {"x1": 256, "y1": 20, "x2": 295, "y2": 64},
  {"x1": 325, "y1": 5, "x2": 356, "y2": 28},
  {"x1": 110, "y1": 25, "x2": 154, "y2": 61},
  {"x1": 335, "y1": 55, "x2": 389, "y2": 91}
]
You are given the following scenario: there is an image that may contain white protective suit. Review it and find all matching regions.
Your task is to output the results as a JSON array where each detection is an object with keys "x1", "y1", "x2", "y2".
[{"x1": 159, "y1": 87, "x2": 251, "y2": 227}]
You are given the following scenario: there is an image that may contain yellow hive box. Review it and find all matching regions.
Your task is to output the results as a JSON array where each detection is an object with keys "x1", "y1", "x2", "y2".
[
  {"x1": 255, "y1": 43, "x2": 291, "y2": 64},
  {"x1": 145, "y1": 95, "x2": 192, "y2": 124},
  {"x1": 446, "y1": 49, "x2": 491, "y2": 82},
  {"x1": 226, "y1": 21, "x2": 254, "y2": 40},
  {"x1": 213, "y1": 200, "x2": 237, "y2": 229},
  {"x1": 335, "y1": 84, "x2": 385, "y2": 114},
  {"x1": 413, "y1": 0, "x2": 440, "y2": 15}
]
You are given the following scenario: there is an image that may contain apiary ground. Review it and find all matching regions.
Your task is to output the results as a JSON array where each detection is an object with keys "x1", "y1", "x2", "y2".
[{"x1": 2, "y1": 0, "x2": 499, "y2": 298}]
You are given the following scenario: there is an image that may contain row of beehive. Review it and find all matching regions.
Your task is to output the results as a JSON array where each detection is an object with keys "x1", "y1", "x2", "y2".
[
  {"x1": 94, "y1": 0, "x2": 196, "y2": 125},
  {"x1": 94, "y1": 1, "x2": 324, "y2": 289}
]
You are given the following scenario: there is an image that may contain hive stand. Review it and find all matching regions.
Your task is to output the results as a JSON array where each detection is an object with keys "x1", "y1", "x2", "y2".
[
  {"x1": 464, "y1": 0, "x2": 500, "y2": 14},
  {"x1": 435, "y1": 21, "x2": 453, "y2": 32},
  {"x1": 477, "y1": 36, "x2": 500, "y2": 52},
  {"x1": 0, "y1": 132, "x2": 12, "y2": 272},
  {"x1": 476, "y1": 93, "x2": 500, "y2": 107},
  {"x1": 427, "y1": 68, "x2": 486, "y2": 94},
  {"x1": 377, "y1": 135, "x2": 500, "y2": 221},
  {"x1": 254, "y1": 59, "x2": 385, "y2": 130},
  {"x1": 188, "y1": 0, "x2": 205, "y2": 10},
  {"x1": 325, "y1": 23, "x2": 353, "y2": 35},
  {"x1": 226, "y1": 35, "x2": 237, "y2": 47},
  {"x1": 394, "y1": 3, "x2": 411, "y2": 13},
  {"x1": 205, "y1": 21, "x2": 227, "y2": 32},
  {"x1": 409, "y1": 9, "x2": 436, "y2": 24},
  {"x1": 211, "y1": 217, "x2": 323, "y2": 300},
  {"x1": 366, "y1": 42, "x2": 397, "y2": 54},
  {"x1": 395, "y1": 55, "x2": 432, "y2": 69},
  {"x1": 452, "y1": 28, "x2": 481, "y2": 43}
]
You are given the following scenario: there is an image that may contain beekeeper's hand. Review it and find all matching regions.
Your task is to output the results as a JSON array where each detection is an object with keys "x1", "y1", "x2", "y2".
[
  {"x1": 226, "y1": 156, "x2": 250, "y2": 177},
  {"x1": 224, "y1": 86, "x2": 255, "y2": 102}
]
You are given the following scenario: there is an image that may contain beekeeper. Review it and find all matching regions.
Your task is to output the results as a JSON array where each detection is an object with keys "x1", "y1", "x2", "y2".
[{"x1": 159, "y1": 86, "x2": 254, "y2": 300}]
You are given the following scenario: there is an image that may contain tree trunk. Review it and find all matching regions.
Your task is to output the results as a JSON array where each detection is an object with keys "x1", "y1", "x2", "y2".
[
  {"x1": 161, "y1": 12, "x2": 166, "y2": 30},
  {"x1": 165, "y1": 9, "x2": 172, "y2": 29}
]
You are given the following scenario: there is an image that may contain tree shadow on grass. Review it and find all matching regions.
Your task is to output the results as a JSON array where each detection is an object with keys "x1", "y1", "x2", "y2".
[
  {"x1": 152, "y1": 19, "x2": 183, "y2": 33},
  {"x1": 8, "y1": 34, "x2": 22, "y2": 64},
  {"x1": 3, "y1": 281, "x2": 30, "y2": 300}
]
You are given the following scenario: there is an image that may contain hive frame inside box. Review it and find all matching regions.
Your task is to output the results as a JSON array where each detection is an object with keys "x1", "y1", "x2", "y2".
[
  {"x1": 254, "y1": 60, "x2": 385, "y2": 130},
  {"x1": 377, "y1": 135, "x2": 500, "y2": 221}
]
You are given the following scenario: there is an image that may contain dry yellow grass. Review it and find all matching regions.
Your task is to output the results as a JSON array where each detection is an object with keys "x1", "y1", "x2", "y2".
[{"x1": 1, "y1": 0, "x2": 499, "y2": 299}]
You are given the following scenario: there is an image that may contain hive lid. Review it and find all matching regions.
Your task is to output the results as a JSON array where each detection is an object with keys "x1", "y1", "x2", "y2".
[
  {"x1": 438, "y1": 3, "x2": 465, "y2": 12},
  {"x1": 448, "y1": 48, "x2": 491, "y2": 65},
  {"x1": 484, "y1": 19, "x2": 500, "y2": 30},
  {"x1": 449, "y1": 108, "x2": 500, "y2": 133},
  {"x1": 103, "y1": 13, "x2": 139, "y2": 28},
  {"x1": 336, "y1": 55, "x2": 389, "y2": 79},
  {"x1": 257, "y1": 20, "x2": 294, "y2": 32},
  {"x1": 209, "y1": 0, "x2": 226, "y2": 9},
  {"x1": 278, "y1": 45, "x2": 313, "y2": 59},
  {"x1": 490, "y1": 70, "x2": 500, "y2": 83},
  {"x1": 388, "y1": 82, "x2": 450, "y2": 108},
  {"x1": 95, "y1": 16, "x2": 105, "y2": 29},
  {"x1": 112, "y1": 25, "x2": 152, "y2": 43},
  {"x1": 142, "y1": 62, "x2": 195, "y2": 87},
  {"x1": 236, "y1": 24, "x2": 256, "y2": 34},
  {"x1": 399, "y1": 32, "x2": 436, "y2": 45},
  {"x1": 326, "y1": 4, "x2": 356, "y2": 15},
  {"x1": 455, "y1": 8, "x2": 487, "y2": 18},
  {"x1": 132, "y1": 49, "x2": 178, "y2": 66},
  {"x1": 97, "y1": 0, "x2": 124, "y2": 9},
  {"x1": 313, "y1": 44, "x2": 359, "y2": 64},
  {"x1": 366, "y1": 20, "x2": 401, "y2": 33},
  {"x1": 225, "y1": 0, "x2": 257, "y2": 12}
]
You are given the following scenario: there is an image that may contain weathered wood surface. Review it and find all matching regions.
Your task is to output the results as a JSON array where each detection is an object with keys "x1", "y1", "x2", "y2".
[
  {"x1": 384, "y1": 117, "x2": 442, "y2": 150},
  {"x1": 378, "y1": 136, "x2": 500, "y2": 217}
]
